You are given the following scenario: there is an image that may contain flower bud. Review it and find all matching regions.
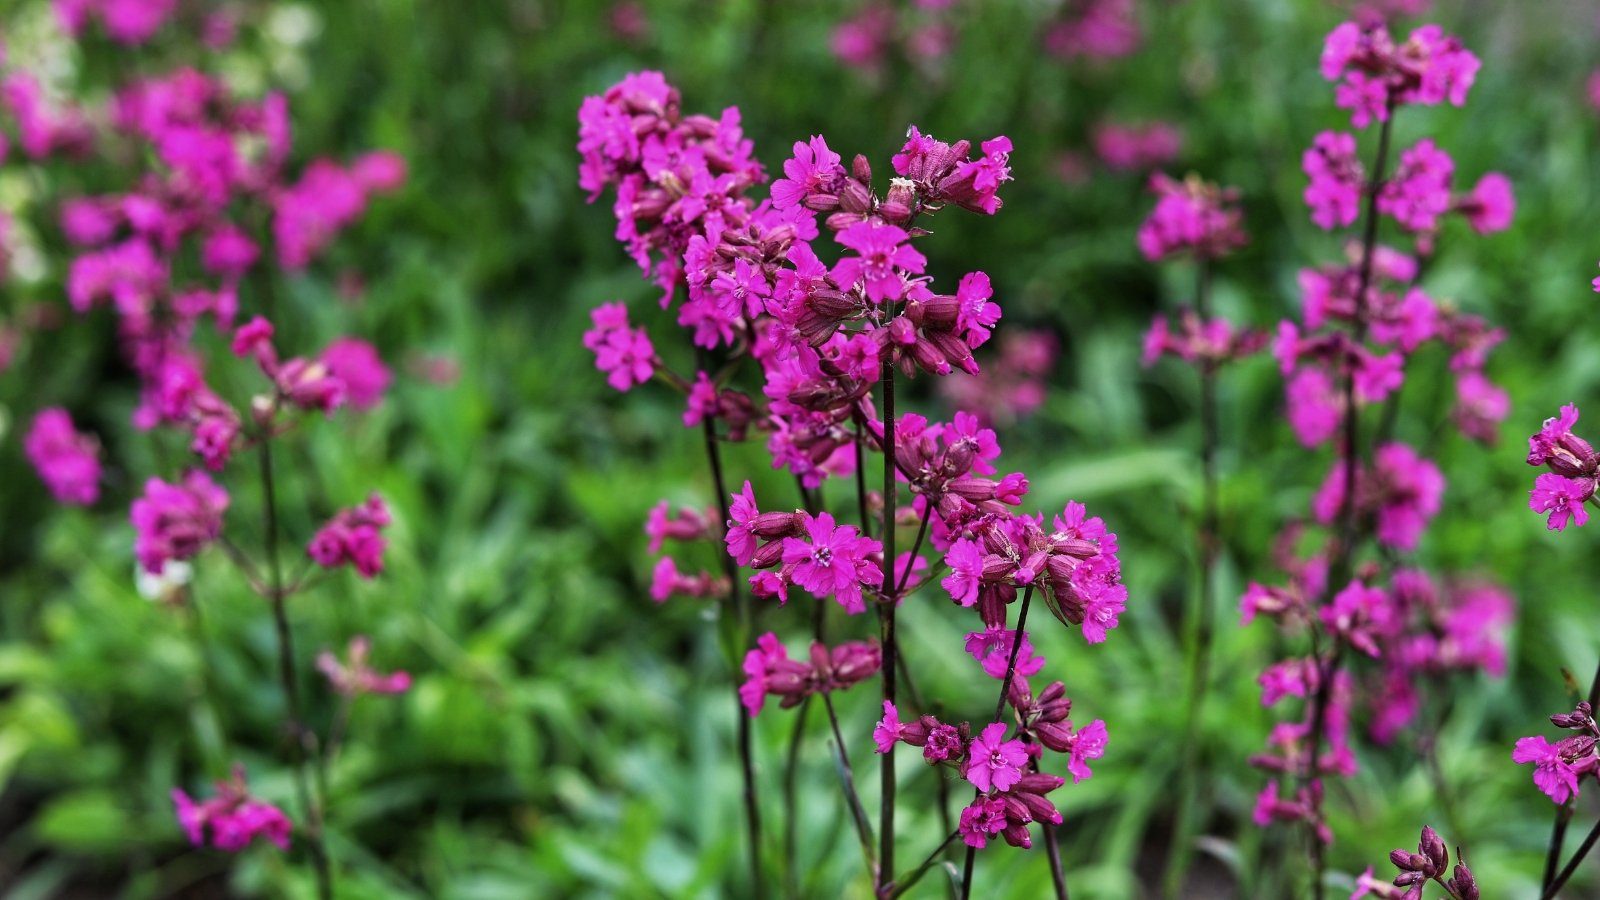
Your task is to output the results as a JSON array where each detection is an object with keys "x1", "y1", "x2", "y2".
[
  {"x1": 851, "y1": 154, "x2": 872, "y2": 183},
  {"x1": 1419, "y1": 826, "x2": 1447, "y2": 874}
]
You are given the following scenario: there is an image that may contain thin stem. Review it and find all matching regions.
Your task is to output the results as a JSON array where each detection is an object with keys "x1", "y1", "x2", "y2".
[
  {"x1": 696, "y1": 365, "x2": 766, "y2": 899},
  {"x1": 1164, "y1": 257, "x2": 1218, "y2": 898},
  {"x1": 260, "y1": 438, "x2": 333, "y2": 900},
  {"x1": 1543, "y1": 815, "x2": 1600, "y2": 900},
  {"x1": 895, "y1": 504, "x2": 931, "y2": 596},
  {"x1": 783, "y1": 697, "x2": 812, "y2": 900},
  {"x1": 856, "y1": 415, "x2": 873, "y2": 540},
  {"x1": 823, "y1": 693, "x2": 878, "y2": 880},
  {"x1": 1043, "y1": 820, "x2": 1070, "y2": 900},
  {"x1": 885, "y1": 830, "x2": 961, "y2": 899},
  {"x1": 896, "y1": 652, "x2": 953, "y2": 850},
  {"x1": 878, "y1": 358, "x2": 898, "y2": 891}
]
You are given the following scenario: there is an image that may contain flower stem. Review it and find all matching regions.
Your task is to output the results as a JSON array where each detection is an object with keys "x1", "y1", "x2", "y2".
[
  {"x1": 696, "y1": 367, "x2": 766, "y2": 899},
  {"x1": 783, "y1": 697, "x2": 812, "y2": 900},
  {"x1": 823, "y1": 692, "x2": 878, "y2": 880},
  {"x1": 1043, "y1": 819, "x2": 1070, "y2": 900},
  {"x1": 878, "y1": 358, "x2": 898, "y2": 892},
  {"x1": 1543, "y1": 814, "x2": 1600, "y2": 900},
  {"x1": 885, "y1": 830, "x2": 960, "y2": 899},
  {"x1": 1164, "y1": 257, "x2": 1218, "y2": 898},
  {"x1": 259, "y1": 437, "x2": 333, "y2": 900}
]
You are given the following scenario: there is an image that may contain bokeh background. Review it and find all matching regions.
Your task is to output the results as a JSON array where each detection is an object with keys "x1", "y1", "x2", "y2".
[{"x1": 2, "y1": 0, "x2": 1599, "y2": 896}]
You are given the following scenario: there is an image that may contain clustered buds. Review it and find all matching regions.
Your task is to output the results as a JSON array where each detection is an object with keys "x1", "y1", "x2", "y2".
[
  {"x1": 740, "y1": 633, "x2": 881, "y2": 716},
  {"x1": 1526, "y1": 404, "x2": 1598, "y2": 531},
  {"x1": 1353, "y1": 826, "x2": 1478, "y2": 900}
]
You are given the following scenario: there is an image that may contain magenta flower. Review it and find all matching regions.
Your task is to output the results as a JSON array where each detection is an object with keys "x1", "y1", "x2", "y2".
[
  {"x1": 1078, "y1": 585, "x2": 1126, "y2": 644},
  {"x1": 1459, "y1": 172, "x2": 1514, "y2": 235},
  {"x1": 24, "y1": 408, "x2": 102, "y2": 505},
  {"x1": 307, "y1": 495, "x2": 391, "y2": 578},
  {"x1": 964, "y1": 627, "x2": 1046, "y2": 679},
  {"x1": 873, "y1": 701, "x2": 905, "y2": 753},
  {"x1": 958, "y1": 796, "x2": 1009, "y2": 849},
  {"x1": 832, "y1": 221, "x2": 925, "y2": 304},
  {"x1": 1530, "y1": 472, "x2": 1594, "y2": 531},
  {"x1": 739, "y1": 632, "x2": 788, "y2": 717},
  {"x1": 781, "y1": 512, "x2": 883, "y2": 614},
  {"x1": 711, "y1": 258, "x2": 772, "y2": 319},
  {"x1": 1136, "y1": 172, "x2": 1247, "y2": 261},
  {"x1": 1066, "y1": 719, "x2": 1108, "y2": 783},
  {"x1": 172, "y1": 767, "x2": 291, "y2": 852},
  {"x1": 965, "y1": 722, "x2": 1028, "y2": 792},
  {"x1": 770, "y1": 135, "x2": 844, "y2": 210},
  {"x1": 1513, "y1": 736, "x2": 1581, "y2": 804},
  {"x1": 1378, "y1": 139, "x2": 1455, "y2": 233},
  {"x1": 583, "y1": 302, "x2": 655, "y2": 391},
  {"x1": 1287, "y1": 366, "x2": 1341, "y2": 447},
  {"x1": 726, "y1": 481, "x2": 761, "y2": 566},
  {"x1": 200, "y1": 225, "x2": 259, "y2": 278},
  {"x1": 131, "y1": 471, "x2": 229, "y2": 574},
  {"x1": 1303, "y1": 131, "x2": 1363, "y2": 230},
  {"x1": 320, "y1": 338, "x2": 391, "y2": 410},
  {"x1": 316, "y1": 636, "x2": 411, "y2": 696},
  {"x1": 1372, "y1": 443, "x2": 1444, "y2": 551},
  {"x1": 954, "y1": 271, "x2": 1001, "y2": 349},
  {"x1": 941, "y1": 538, "x2": 984, "y2": 606}
]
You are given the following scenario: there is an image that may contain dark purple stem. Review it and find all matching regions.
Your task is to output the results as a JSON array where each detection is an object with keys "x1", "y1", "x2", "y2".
[{"x1": 878, "y1": 356, "x2": 898, "y2": 891}]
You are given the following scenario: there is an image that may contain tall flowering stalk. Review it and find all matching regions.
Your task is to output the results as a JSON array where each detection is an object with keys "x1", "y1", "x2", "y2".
[
  {"x1": 578, "y1": 72, "x2": 1128, "y2": 896},
  {"x1": 1242, "y1": 18, "x2": 1515, "y2": 898},
  {"x1": 1137, "y1": 171, "x2": 1261, "y2": 895},
  {"x1": 14, "y1": 23, "x2": 408, "y2": 897}
]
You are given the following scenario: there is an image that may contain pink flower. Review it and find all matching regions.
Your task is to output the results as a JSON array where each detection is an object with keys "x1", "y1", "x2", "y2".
[
  {"x1": 131, "y1": 472, "x2": 229, "y2": 574},
  {"x1": 1513, "y1": 736, "x2": 1581, "y2": 804},
  {"x1": 1066, "y1": 719, "x2": 1108, "y2": 783},
  {"x1": 771, "y1": 135, "x2": 844, "y2": 210},
  {"x1": 1372, "y1": 443, "x2": 1444, "y2": 551},
  {"x1": 1459, "y1": 172, "x2": 1514, "y2": 235},
  {"x1": 1378, "y1": 140, "x2": 1455, "y2": 233},
  {"x1": 739, "y1": 632, "x2": 788, "y2": 716},
  {"x1": 873, "y1": 701, "x2": 905, "y2": 753},
  {"x1": 307, "y1": 495, "x2": 391, "y2": 578},
  {"x1": 726, "y1": 481, "x2": 762, "y2": 566},
  {"x1": 941, "y1": 538, "x2": 984, "y2": 606},
  {"x1": 1137, "y1": 172, "x2": 1248, "y2": 260},
  {"x1": 832, "y1": 221, "x2": 925, "y2": 304},
  {"x1": 1321, "y1": 581, "x2": 1393, "y2": 658},
  {"x1": 172, "y1": 767, "x2": 291, "y2": 852},
  {"x1": 316, "y1": 636, "x2": 411, "y2": 696},
  {"x1": 1303, "y1": 131, "x2": 1363, "y2": 230},
  {"x1": 958, "y1": 796, "x2": 1009, "y2": 848},
  {"x1": 1530, "y1": 472, "x2": 1594, "y2": 531},
  {"x1": 954, "y1": 271, "x2": 1001, "y2": 349},
  {"x1": 320, "y1": 339, "x2": 391, "y2": 410},
  {"x1": 965, "y1": 722, "x2": 1028, "y2": 792},
  {"x1": 24, "y1": 408, "x2": 101, "y2": 505},
  {"x1": 781, "y1": 512, "x2": 883, "y2": 614},
  {"x1": 964, "y1": 627, "x2": 1046, "y2": 679},
  {"x1": 583, "y1": 302, "x2": 655, "y2": 391},
  {"x1": 201, "y1": 225, "x2": 259, "y2": 278}
]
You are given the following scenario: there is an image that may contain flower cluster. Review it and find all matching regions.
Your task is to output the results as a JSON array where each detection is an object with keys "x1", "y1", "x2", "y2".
[
  {"x1": 1042, "y1": 0, "x2": 1139, "y2": 61},
  {"x1": 1352, "y1": 826, "x2": 1479, "y2": 900},
  {"x1": 171, "y1": 767, "x2": 292, "y2": 852},
  {"x1": 727, "y1": 484, "x2": 884, "y2": 613},
  {"x1": 1142, "y1": 309, "x2": 1267, "y2": 370},
  {"x1": 830, "y1": 1, "x2": 961, "y2": 79},
  {"x1": 24, "y1": 408, "x2": 102, "y2": 505},
  {"x1": 1321, "y1": 21, "x2": 1481, "y2": 128},
  {"x1": 131, "y1": 471, "x2": 229, "y2": 575},
  {"x1": 937, "y1": 329, "x2": 1056, "y2": 428},
  {"x1": 1513, "y1": 702, "x2": 1600, "y2": 805},
  {"x1": 307, "y1": 495, "x2": 392, "y2": 578},
  {"x1": 874, "y1": 677, "x2": 1107, "y2": 849},
  {"x1": 54, "y1": 0, "x2": 182, "y2": 46},
  {"x1": 317, "y1": 636, "x2": 412, "y2": 696},
  {"x1": 740, "y1": 632, "x2": 881, "y2": 716},
  {"x1": 1136, "y1": 173, "x2": 1248, "y2": 262},
  {"x1": 1091, "y1": 121, "x2": 1182, "y2": 173},
  {"x1": 1526, "y1": 404, "x2": 1597, "y2": 531}
]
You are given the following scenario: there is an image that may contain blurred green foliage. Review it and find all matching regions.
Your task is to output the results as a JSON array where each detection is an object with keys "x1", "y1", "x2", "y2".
[{"x1": 1, "y1": 0, "x2": 1598, "y2": 897}]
